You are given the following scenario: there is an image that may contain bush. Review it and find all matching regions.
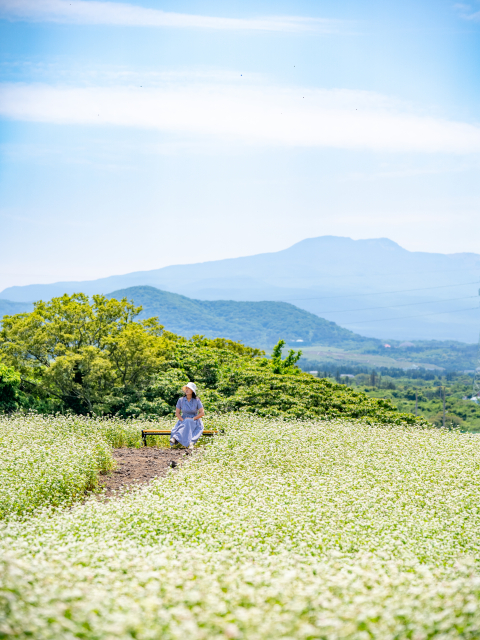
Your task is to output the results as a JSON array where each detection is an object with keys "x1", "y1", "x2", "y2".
[
  {"x1": 430, "y1": 411, "x2": 464, "y2": 429},
  {"x1": 126, "y1": 341, "x2": 427, "y2": 426},
  {"x1": 1, "y1": 294, "x2": 426, "y2": 426}
]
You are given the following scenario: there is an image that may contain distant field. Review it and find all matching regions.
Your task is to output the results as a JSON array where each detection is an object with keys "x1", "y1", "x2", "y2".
[{"x1": 288, "y1": 344, "x2": 444, "y2": 370}]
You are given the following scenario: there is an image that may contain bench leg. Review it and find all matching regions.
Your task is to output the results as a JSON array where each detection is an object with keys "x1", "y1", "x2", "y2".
[{"x1": 142, "y1": 432, "x2": 147, "y2": 447}]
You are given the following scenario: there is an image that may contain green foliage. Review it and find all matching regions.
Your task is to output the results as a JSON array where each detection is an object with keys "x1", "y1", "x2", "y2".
[
  {"x1": 353, "y1": 372, "x2": 480, "y2": 432},
  {"x1": 190, "y1": 335, "x2": 264, "y2": 358},
  {"x1": 0, "y1": 363, "x2": 21, "y2": 413},
  {"x1": 270, "y1": 339, "x2": 302, "y2": 374},
  {"x1": 0, "y1": 293, "x2": 178, "y2": 414},
  {"x1": 118, "y1": 339, "x2": 424, "y2": 426},
  {"x1": 361, "y1": 339, "x2": 477, "y2": 371},
  {"x1": 430, "y1": 411, "x2": 464, "y2": 429},
  {"x1": 0, "y1": 294, "x2": 426, "y2": 426},
  {"x1": 107, "y1": 285, "x2": 370, "y2": 348}
]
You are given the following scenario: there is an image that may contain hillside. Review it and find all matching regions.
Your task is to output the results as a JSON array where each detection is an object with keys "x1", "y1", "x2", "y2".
[
  {"x1": 0, "y1": 291, "x2": 420, "y2": 426},
  {"x1": 3, "y1": 236, "x2": 479, "y2": 342},
  {"x1": 0, "y1": 287, "x2": 475, "y2": 369},
  {"x1": 106, "y1": 285, "x2": 373, "y2": 348},
  {"x1": 0, "y1": 299, "x2": 32, "y2": 318}
]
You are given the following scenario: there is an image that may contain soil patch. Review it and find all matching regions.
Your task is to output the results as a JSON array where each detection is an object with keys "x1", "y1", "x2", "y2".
[{"x1": 100, "y1": 447, "x2": 192, "y2": 496}]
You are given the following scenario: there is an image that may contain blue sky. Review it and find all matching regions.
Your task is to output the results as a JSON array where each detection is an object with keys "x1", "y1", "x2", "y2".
[{"x1": 0, "y1": 0, "x2": 480, "y2": 291}]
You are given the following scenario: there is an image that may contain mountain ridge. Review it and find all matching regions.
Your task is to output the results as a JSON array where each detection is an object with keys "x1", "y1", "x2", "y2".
[
  {"x1": 0, "y1": 286, "x2": 475, "y2": 370},
  {"x1": 106, "y1": 285, "x2": 372, "y2": 348},
  {"x1": 0, "y1": 299, "x2": 33, "y2": 318},
  {"x1": 2, "y1": 236, "x2": 479, "y2": 342}
]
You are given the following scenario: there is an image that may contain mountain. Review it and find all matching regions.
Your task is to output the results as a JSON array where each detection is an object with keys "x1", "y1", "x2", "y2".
[
  {"x1": 0, "y1": 299, "x2": 33, "y2": 318},
  {"x1": 106, "y1": 286, "x2": 372, "y2": 348},
  {"x1": 2, "y1": 236, "x2": 479, "y2": 342}
]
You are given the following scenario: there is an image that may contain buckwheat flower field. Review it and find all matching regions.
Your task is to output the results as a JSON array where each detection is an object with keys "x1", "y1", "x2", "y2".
[
  {"x1": 2, "y1": 415, "x2": 480, "y2": 638},
  {"x1": 0, "y1": 413, "x2": 169, "y2": 518}
]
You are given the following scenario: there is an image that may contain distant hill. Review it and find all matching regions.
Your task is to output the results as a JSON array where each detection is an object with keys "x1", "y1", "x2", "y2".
[
  {"x1": 0, "y1": 299, "x2": 32, "y2": 318},
  {"x1": 106, "y1": 286, "x2": 374, "y2": 348},
  {"x1": 2, "y1": 236, "x2": 479, "y2": 341},
  {"x1": 0, "y1": 287, "x2": 474, "y2": 369}
]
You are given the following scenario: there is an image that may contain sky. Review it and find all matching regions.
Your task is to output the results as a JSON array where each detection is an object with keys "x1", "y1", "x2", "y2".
[{"x1": 0, "y1": 0, "x2": 480, "y2": 292}]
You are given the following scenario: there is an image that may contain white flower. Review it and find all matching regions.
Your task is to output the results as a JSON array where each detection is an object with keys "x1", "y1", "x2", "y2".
[{"x1": 2, "y1": 413, "x2": 480, "y2": 638}]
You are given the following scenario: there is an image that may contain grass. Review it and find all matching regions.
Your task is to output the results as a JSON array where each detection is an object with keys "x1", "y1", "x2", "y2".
[{"x1": 2, "y1": 414, "x2": 480, "y2": 638}]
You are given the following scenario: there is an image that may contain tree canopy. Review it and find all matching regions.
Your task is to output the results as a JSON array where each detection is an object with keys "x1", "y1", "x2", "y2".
[
  {"x1": 0, "y1": 294, "x2": 176, "y2": 413},
  {"x1": 0, "y1": 293, "x2": 424, "y2": 426}
]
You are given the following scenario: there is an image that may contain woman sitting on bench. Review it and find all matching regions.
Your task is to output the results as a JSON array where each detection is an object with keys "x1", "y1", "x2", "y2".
[{"x1": 170, "y1": 382, "x2": 205, "y2": 450}]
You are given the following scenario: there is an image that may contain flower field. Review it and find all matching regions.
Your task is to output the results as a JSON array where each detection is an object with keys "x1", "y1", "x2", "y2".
[
  {"x1": 0, "y1": 413, "x2": 174, "y2": 518},
  {"x1": 2, "y1": 415, "x2": 480, "y2": 638}
]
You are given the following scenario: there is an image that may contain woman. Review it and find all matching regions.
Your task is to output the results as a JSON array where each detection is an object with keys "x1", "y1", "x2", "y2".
[{"x1": 170, "y1": 382, "x2": 205, "y2": 450}]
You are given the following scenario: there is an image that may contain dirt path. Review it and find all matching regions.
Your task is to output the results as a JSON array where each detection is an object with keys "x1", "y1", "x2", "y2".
[{"x1": 100, "y1": 447, "x2": 192, "y2": 496}]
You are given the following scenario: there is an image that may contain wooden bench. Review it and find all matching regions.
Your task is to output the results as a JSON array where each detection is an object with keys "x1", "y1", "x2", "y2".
[{"x1": 141, "y1": 429, "x2": 218, "y2": 446}]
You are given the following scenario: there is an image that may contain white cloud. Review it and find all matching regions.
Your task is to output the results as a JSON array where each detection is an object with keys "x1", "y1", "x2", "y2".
[
  {"x1": 2, "y1": 81, "x2": 480, "y2": 153},
  {"x1": 0, "y1": 0, "x2": 339, "y2": 32},
  {"x1": 453, "y1": 2, "x2": 480, "y2": 20}
]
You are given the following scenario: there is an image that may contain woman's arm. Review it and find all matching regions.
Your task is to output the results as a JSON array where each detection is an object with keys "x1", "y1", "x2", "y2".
[
  {"x1": 193, "y1": 407, "x2": 205, "y2": 421},
  {"x1": 176, "y1": 407, "x2": 183, "y2": 421}
]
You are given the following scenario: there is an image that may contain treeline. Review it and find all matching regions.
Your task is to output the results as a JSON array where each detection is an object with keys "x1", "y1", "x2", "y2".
[
  {"x1": 0, "y1": 293, "x2": 424, "y2": 426},
  {"x1": 297, "y1": 363, "x2": 480, "y2": 432}
]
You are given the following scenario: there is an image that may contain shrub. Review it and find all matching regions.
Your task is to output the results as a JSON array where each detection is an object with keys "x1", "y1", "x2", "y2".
[
  {"x1": 430, "y1": 411, "x2": 464, "y2": 429},
  {"x1": 1, "y1": 294, "x2": 426, "y2": 426}
]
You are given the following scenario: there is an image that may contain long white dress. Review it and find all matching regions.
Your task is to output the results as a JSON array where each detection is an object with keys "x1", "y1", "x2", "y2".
[{"x1": 170, "y1": 397, "x2": 204, "y2": 447}]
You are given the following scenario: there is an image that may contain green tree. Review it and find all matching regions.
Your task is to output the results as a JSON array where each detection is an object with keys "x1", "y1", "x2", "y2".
[
  {"x1": 120, "y1": 338, "x2": 425, "y2": 426},
  {"x1": 271, "y1": 340, "x2": 302, "y2": 374},
  {"x1": 0, "y1": 294, "x2": 177, "y2": 414},
  {"x1": 430, "y1": 411, "x2": 464, "y2": 429},
  {"x1": 0, "y1": 294, "x2": 429, "y2": 427}
]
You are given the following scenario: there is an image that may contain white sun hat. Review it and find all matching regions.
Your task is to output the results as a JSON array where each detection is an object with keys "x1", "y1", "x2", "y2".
[{"x1": 184, "y1": 382, "x2": 197, "y2": 393}]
